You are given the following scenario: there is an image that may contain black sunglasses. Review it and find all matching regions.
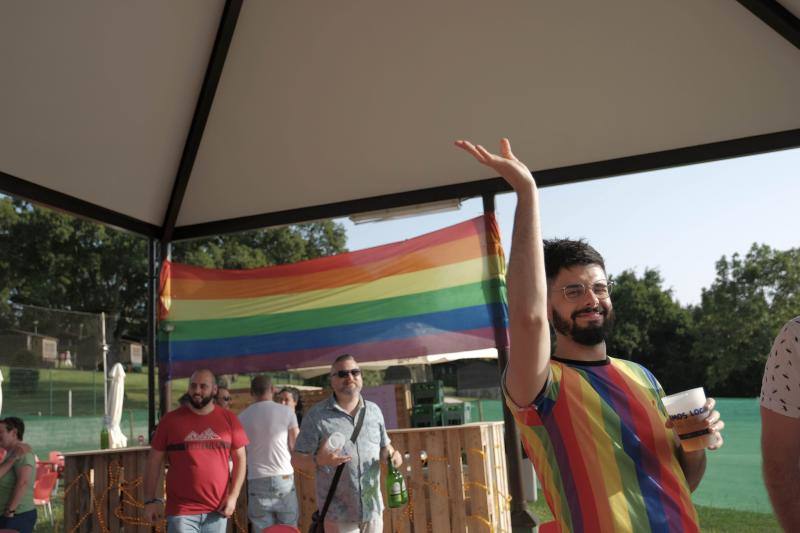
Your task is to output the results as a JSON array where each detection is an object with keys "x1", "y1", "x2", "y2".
[{"x1": 332, "y1": 369, "x2": 362, "y2": 378}]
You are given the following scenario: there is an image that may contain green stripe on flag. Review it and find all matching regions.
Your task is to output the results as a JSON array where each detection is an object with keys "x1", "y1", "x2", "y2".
[{"x1": 164, "y1": 279, "x2": 506, "y2": 341}]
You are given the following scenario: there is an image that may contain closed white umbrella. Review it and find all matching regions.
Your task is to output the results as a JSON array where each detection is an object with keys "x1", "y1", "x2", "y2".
[{"x1": 106, "y1": 363, "x2": 127, "y2": 448}]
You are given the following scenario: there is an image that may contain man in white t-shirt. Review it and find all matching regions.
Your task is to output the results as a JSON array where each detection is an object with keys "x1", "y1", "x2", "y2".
[
  {"x1": 238, "y1": 375, "x2": 300, "y2": 530},
  {"x1": 761, "y1": 316, "x2": 800, "y2": 532}
]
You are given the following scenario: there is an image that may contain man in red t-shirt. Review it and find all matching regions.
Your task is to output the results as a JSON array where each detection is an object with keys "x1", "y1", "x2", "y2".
[{"x1": 144, "y1": 369, "x2": 248, "y2": 532}]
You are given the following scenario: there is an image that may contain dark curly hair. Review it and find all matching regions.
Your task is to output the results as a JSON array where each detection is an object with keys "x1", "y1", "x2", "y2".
[{"x1": 543, "y1": 239, "x2": 606, "y2": 282}]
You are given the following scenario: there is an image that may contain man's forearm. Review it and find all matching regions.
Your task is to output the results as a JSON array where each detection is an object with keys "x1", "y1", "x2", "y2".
[
  {"x1": 229, "y1": 450, "x2": 246, "y2": 498},
  {"x1": 7, "y1": 469, "x2": 31, "y2": 511},
  {"x1": 143, "y1": 452, "x2": 163, "y2": 500},
  {"x1": 678, "y1": 449, "x2": 706, "y2": 492},
  {"x1": 764, "y1": 459, "x2": 800, "y2": 531},
  {"x1": 380, "y1": 445, "x2": 395, "y2": 461},
  {"x1": 0, "y1": 454, "x2": 16, "y2": 478},
  {"x1": 292, "y1": 452, "x2": 316, "y2": 472},
  {"x1": 505, "y1": 184, "x2": 550, "y2": 405}
]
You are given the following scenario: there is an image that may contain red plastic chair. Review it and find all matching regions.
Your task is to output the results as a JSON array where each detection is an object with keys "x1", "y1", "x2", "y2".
[
  {"x1": 33, "y1": 469, "x2": 59, "y2": 526},
  {"x1": 48, "y1": 450, "x2": 65, "y2": 472},
  {"x1": 262, "y1": 526, "x2": 300, "y2": 533}
]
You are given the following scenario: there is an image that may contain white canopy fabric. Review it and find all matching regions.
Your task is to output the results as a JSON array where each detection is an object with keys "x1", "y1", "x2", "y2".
[
  {"x1": 0, "y1": 1, "x2": 799, "y2": 238},
  {"x1": 106, "y1": 363, "x2": 128, "y2": 449}
]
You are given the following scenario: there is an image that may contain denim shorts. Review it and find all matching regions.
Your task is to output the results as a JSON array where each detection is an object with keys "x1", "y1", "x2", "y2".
[{"x1": 247, "y1": 474, "x2": 299, "y2": 529}]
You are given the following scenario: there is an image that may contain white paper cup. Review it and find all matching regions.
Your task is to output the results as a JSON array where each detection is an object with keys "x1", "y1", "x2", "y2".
[{"x1": 661, "y1": 387, "x2": 714, "y2": 452}]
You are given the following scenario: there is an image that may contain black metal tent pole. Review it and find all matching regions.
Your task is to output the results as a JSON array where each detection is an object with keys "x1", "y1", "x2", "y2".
[
  {"x1": 736, "y1": 0, "x2": 800, "y2": 51},
  {"x1": 483, "y1": 193, "x2": 538, "y2": 532},
  {"x1": 157, "y1": 244, "x2": 172, "y2": 421},
  {"x1": 146, "y1": 238, "x2": 159, "y2": 438},
  {"x1": 153, "y1": 0, "x2": 244, "y2": 422}
]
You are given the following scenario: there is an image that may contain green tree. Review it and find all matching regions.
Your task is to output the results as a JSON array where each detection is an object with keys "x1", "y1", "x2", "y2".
[
  {"x1": 0, "y1": 197, "x2": 348, "y2": 366},
  {"x1": 171, "y1": 222, "x2": 347, "y2": 269},
  {"x1": 0, "y1": 198, "x2": 18, "y2": 329},
  {"x1": 606, "y1": 269, "x2": 698, "y2": 393},
  {"x1": 692, "y1": 244, "x2": 800, "y2": 396},
  {"x1": 0, "y1": 197, "x2": 149, "y2": 364}
]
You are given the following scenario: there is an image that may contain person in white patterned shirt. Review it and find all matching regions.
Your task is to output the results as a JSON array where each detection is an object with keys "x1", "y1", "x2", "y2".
[{"x1": 760, "y1": 316, "x2": 800, "y2": 531}]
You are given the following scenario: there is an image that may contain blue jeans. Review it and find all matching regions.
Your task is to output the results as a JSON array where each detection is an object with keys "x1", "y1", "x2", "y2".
[
  {"x1": 167, "y1": 511, "x2": 227, "y2": 533},
  {"x1": 0, "y1": 509, "x2": 37, "y2": 533},
  {"x1": 247, "y1": 474, "x2": 299, "y2": 530}
]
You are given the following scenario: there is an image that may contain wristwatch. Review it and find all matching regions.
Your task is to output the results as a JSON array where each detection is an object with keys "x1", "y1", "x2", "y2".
[{"x1": 144, "y1": 498, "x2": 163, "y2": 505}]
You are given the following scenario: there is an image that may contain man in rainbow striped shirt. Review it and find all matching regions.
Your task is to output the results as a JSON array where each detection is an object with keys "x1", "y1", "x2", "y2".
[{"x1": 455, "y1": 138, "x2": 725, "y2": 533}]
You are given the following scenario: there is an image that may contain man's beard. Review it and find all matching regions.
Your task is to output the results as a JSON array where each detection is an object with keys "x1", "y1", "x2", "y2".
[
  {"x1": 190, "y1": 394, "x2": 213, "y2": 409},
  {"x1": 551, "y1": 306, "x2": 615, "y2": 346}
]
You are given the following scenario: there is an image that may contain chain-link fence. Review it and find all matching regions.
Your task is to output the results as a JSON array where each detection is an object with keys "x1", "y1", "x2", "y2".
[{"x1": 1, "y1": 303, "x2": 152, "y2": 453}]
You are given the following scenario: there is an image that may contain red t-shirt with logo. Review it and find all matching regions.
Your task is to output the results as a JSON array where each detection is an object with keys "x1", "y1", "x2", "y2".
[{"x1": 151, "y1": 405, "x2": 249, "y2": 515}]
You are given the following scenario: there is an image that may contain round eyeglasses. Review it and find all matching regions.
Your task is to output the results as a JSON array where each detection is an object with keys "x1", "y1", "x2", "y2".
[{"x1": 559, "y1": 281, "x2": 614, "y2": 302}]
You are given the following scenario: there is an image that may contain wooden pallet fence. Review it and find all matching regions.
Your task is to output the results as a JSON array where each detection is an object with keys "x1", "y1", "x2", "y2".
[
  {"x1": 62, "y1": 421, "x2": 510, "y2": 533},
  {"x1": 62, "y1": 447, "x2": 249, "y2": 533},
  {"x1": 294, "y1": 422, "x2": 511, "y2": 533}
]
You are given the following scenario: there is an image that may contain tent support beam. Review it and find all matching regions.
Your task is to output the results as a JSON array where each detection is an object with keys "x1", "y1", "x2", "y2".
[
  {"x1": 172, "y1": 127, "x2": 800, "y2": 240},
  {"x1": 0, "y1": 170, "x2": 160, "y2": 237},
  {"x1": 736, "y1": 0, "x2": 800, "y2": 50},
  {"x1": 158, "y1": 243, "x2": 173, "y2": 418},
  {"x1": 159, "y1": 0, "x2": 244, "y2": 253},
  {"x1": 147, "y1": 237, "x2": 159, "y2": 439},
  {"x1": 484, "y1": 193, "x2": 538, "y2": 532},
  {"x1": 2, "y1": 128, "x2": 798, "y2": 241}
]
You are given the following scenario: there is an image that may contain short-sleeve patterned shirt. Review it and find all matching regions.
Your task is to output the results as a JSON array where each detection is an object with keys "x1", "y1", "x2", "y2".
[
  {"x1": 761, "y1": 316, "x2": 800, "y2": 418},
  {"x1": 506, "y1": 356, "x2": 699, "y2": 533},
  {"x1": 295, "y1": 395, "x2": 390, "y2": 523}
]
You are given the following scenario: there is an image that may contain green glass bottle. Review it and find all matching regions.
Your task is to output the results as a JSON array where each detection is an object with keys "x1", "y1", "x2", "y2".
[
  {"x1": 386, "y1": 457, "x2": 408, "y2": 508},
  {"x1": 100, "y1": 416, "x2": 110, "y2": 450}
]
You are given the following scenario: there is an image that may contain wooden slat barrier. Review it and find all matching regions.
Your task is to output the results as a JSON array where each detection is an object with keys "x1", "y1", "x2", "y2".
[
  {"x1": 62, "y1": 422, "x2": 511, "y2": 533},
  {"x1": 62, "y1": 447, "x2": 248, "y2": 533},
  {"x1": 63, "y1": 447, "x2": 156, "y2": 533},
  {"x1": 295, "y1": 422, "x2": 512, "y2": 533}
]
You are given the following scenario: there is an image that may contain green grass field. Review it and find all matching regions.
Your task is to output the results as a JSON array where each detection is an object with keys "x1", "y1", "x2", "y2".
[
  {"x1": 0, "y1": 365, "x2": 191, "y2": 417},
  {"x1": 528, "y1": 498, "x2": 780, "y2": 532}
]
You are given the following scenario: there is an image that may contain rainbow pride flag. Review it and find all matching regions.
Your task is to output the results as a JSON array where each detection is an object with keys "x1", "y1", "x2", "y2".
[{"x1": 158, "y1": 215, "x2": 508, "y2": 378}]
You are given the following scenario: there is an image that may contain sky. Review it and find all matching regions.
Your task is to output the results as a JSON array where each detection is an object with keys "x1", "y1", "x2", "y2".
[{"x1": 337, "y1": 147, "x2": 799, "y2": 306}]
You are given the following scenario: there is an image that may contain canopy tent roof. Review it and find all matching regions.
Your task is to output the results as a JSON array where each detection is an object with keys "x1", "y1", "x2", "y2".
[{"x1": 1, "y1": 1, "x2": 799, "y2": 240}]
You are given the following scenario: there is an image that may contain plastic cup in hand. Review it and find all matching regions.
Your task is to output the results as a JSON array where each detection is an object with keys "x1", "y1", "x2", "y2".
[
  {"x1": 326, "y1": 432, "x2": 346, "y2": 454},
  {"x1": 661, "y1": 387, "x2": 715, "y2": 452}
]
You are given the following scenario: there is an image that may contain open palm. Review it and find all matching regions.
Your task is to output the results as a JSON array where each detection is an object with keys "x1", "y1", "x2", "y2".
[{"x1": 454, "y1": 138, "x2": 536, "y2": 191}]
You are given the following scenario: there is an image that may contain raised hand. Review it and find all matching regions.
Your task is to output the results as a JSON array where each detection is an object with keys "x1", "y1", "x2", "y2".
[{"x1": 454, "y1": 138, "x2": 536, "y2": 191}]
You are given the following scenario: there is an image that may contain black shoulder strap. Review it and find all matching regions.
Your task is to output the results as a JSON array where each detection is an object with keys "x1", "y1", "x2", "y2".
[{"x1": 318, "y1": 404, "x2": 367, "y2": 521}]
